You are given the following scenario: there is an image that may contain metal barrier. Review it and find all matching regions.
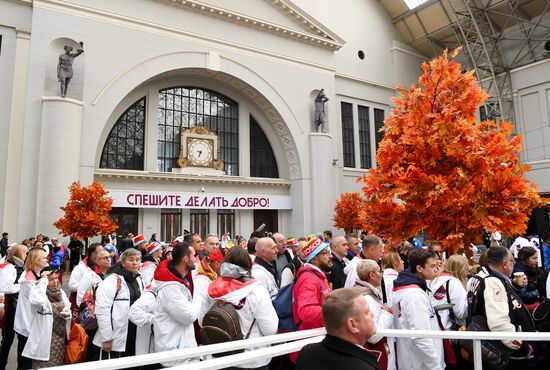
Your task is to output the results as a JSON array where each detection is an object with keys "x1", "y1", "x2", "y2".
[{"x1": 46, "y1": 328, "x2": 550, "y2": 370}]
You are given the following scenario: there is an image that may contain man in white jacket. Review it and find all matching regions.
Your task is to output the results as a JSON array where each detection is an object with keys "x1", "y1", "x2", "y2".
[
  {"x1": 392, "y1": 249, "x2": 444, "y2": 370},
  {"x1": 251, "y1": 237, "x2": 279, "y2": 298},
  {"x1": 344, "y1": 234, "x2": 383, "y2": 288},
  {"x1": 152, "y1": 242, "x2": 203, "y2": 366}
]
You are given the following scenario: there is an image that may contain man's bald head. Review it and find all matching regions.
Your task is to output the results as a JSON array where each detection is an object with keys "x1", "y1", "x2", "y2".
[{"x1": 255, "y1": 237, "x2": 277, "y2": 263}]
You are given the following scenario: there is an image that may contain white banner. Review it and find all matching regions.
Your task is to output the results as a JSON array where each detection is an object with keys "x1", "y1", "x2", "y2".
[{"x1": 108, "y1": 190, "x2": 292, "y2": 210}]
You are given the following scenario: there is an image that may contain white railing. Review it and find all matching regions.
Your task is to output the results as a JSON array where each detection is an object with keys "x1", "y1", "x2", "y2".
[{"x1": 46, "y1": 328, "x2": 550, "y2": 370}]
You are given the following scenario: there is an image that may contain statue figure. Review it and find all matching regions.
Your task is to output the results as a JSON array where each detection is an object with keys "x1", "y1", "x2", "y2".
[
  {"x1": 314, "y1": 89, "x2": 329, "y2": 132},
  {"x1": 57, "y1": 42, "x2": 84, "y2": 98}
]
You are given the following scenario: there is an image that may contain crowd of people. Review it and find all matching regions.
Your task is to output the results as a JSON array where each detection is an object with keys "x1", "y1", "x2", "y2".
[{"x1": 0, "y1": 230, "x2": 549, "y2": 370}]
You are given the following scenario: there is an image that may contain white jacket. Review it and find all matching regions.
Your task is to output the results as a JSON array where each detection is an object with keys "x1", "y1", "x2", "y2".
[
  {"x1": 343, "y1": 256, "x2": 360, "y2": 288},
  {"x1": 429, "y1": 274, "x2": 468, "y2": 329},
  {"x1": 152, "y1": 280, "x2": 202, "y2": 366},
  {"x1": 392, "y1": 283, "x2": 444, "y2": 370},
  {"x1": 193, "y1": 273, "x2": 214, "y2": 326},
  {"x1": 129, "y1": 289, "x2": 157, "y2": 355},
  {"x1": 382, "y1": 268, "x2": 399, "y2": 307},
  {"x1": 92, "y1": 273, "x2": 144, "y2": 352},
  {"x1": 140, "y1": 261, "x2": 157, "y2": 288},
  {"x1": 251, "y1": 264, "x2": 278, "y2": 298},
  {"x1": 76, "y1": 268, "x2": 103, "y2": 306},
  {"x1": 22, "y1": 278, "x2": 71, "y2": 361},
  {"x1": 208, "y1": 279, "x2": 278, "y2": 368},
  {"x1": 14, "y1": 270, "x2": 39, "y2": 337},
  {"x1": 68, "y1": 259, "x2": 92, "y2": 293},
  {"x1": 364, "y1": 294, "x2": 396, "y2": 370},
  {"x1": 0, "y1": 262, "x2": 20, "y2": 294}
]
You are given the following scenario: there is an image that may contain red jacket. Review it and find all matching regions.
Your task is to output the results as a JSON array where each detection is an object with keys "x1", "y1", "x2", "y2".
[{"x1": 290, "y1": 264, "x2": 331, "y2": 361}]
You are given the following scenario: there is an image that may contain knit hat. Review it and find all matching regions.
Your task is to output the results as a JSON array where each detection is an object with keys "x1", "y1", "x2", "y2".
[
  {"x1": 286, "y1": 237, "x2": 298, "y2": 248},
  {"x1": 146, "y1": 241, "x2": 162, "y2": 255},
  {"x1": 302, "y1": 237, "x2": 329, "y2": 263},
  {"x1": 133, "y1": 234, "x2": 146, "y2": 247},
  {"x1": 208, "y1": 248, "x2": 224, "y2": 262}
]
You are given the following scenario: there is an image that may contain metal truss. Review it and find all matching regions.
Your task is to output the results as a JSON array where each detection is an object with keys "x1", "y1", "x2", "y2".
[{"x1": 448, "y1": 0, "x2": 550, "y2": 125}]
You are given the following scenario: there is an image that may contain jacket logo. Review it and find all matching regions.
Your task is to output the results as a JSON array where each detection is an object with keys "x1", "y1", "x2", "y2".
[
  {"x1": 493, "y1": 288, "x2": 502, "y2": 302},
  {"x1": 433, "y1": 285, "x2": 446, "y2": 300}
]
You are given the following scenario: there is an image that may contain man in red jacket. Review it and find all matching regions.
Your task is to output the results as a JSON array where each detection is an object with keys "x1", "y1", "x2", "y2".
[{"x1": 290, "y1": 237, "x2": 332, "y2": 362}]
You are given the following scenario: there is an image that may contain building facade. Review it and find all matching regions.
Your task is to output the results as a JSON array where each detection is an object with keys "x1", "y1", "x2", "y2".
[{"x1": 0, "y1": 0, "x2": 426, "y2": 242}]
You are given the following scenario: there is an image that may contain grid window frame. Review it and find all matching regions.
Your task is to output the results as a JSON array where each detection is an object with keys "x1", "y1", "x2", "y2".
[
  {"x1": 250, "y1": 116, "x2": 279, "y2": 178},
  {"x1": 161, "y1": 208, "x2": 182, "y2": 242},
  {"x1": 217, "y1": 209, "x2": 235, "y2": 238},
  {"x1": 157, "y1": 87, "x2": 239, "y2": 175},
  {"x1": 358, "y1": 105, "x2": 371, "y2": 169},
  {"x1": 341, "y1": 102, "x2": 355, "y2": 168},
  {"x1": 374, "y1": 108, "x2": 385, "y2": 151},
  {"x1": 190, "y1": 208, "x2": 209, "y2": 239},
  {"x1": 100, "y1": 97, "x2": 146, "y2": 170}
]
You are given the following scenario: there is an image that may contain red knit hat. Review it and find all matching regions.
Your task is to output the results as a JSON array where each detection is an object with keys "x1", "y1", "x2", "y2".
[
  {"x1": 146, "y1": 241, "x2": 162, "y2": 255},
  {"x1": 209, "y1": 248, "x2": 224, "y2": 262},
  {"x1": 133, "y1": 234, "x2": 146, "y2": 247},
  {"x1": 302, "y1": 237, "x2": 329, "y2": 263}
]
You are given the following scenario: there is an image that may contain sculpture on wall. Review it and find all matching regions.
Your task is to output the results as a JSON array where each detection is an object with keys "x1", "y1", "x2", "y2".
[
  {"x1": 314, "y1": 89, "x2": 329, "y2": 132},
  {"x1": 57, "y1": 42, "x2": 84, "y2": 98}
]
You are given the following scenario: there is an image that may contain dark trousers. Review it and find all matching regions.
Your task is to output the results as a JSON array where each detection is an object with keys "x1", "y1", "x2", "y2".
[
  {"x1": 0, "y1": 303, "x2": 16, "y2": 369},
  {"x1": 85, "y1": 329, "x2": 100, "y2": 362},
  {"x1": 70, "y1": 250, "x2": 81, "y2": 271},
  {"x1": 16, "y1": 333, "x2": 31, "y2": 370}
]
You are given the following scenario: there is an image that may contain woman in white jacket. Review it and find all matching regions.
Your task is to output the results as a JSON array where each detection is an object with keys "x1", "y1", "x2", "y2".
[
  {"x1": 354, "y1": 259, "x2": 395, "y2": 370},
  {"x1": 14, "y1": 247, "x2": 49, "y2": 369},
  {"x1": 93, "y1": 248, "x2": 144, "y2": 359},
  {"x1": 22, "y1": 267, "x2": 71, "y2": 368},
  {"x1": 207, "y1": 247, "x2": 278, "y2": 370},
  {"x1": 381, "y1": 250, "x2": 404, "y2": 308},
  {"x1": 429, "y1": 254, "x2": 468, "y2": 330}
]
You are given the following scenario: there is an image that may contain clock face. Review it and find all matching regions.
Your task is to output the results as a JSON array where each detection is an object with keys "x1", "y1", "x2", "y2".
[{"x1": 188, "y1": 139, "x2": 213, "y2": 166}]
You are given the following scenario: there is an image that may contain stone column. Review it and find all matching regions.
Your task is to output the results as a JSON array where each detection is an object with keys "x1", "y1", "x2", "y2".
[
  {"x1": 35, "y1": 96, "x2": 83, "y2": 236},
  {"x1": 308, "y1": 132, "x2": 334, "y2": 233}
]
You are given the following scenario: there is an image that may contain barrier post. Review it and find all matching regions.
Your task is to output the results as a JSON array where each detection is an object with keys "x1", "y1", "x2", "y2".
[{"x1": 473, "y1": 339, "x2": 482, "y2": 370}]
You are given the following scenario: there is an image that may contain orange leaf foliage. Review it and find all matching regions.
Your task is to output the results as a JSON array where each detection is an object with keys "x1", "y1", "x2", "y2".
[
  {"x1": 54, "y1": 181, "x2": 118, "y2": 240},
  {"x1": 333, "y1": 192, "x2": 364, "y2": 232},
  {"x1": 357, "y1": 49, "x2": 545, "y2": 254}
]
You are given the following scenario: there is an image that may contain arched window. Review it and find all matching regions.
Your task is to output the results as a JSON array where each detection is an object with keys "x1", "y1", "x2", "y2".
[
  {"x1": 157, "y1": 87, "x2": 239, "y2": 175},
  {"x1": 100, "y1": 97, "x2": 146, "y2": 170},
  {"x1": 250, "y1": 116, "x2": 279, "y2": 178}
]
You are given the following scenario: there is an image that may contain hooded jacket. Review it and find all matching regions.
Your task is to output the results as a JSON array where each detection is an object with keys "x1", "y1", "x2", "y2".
[
  {"x1": 152, "y1": 259, "x2": 202, "y2": 367},
  {"x1": 429, "y1": 273, "x2": 468, "y2": 329},
  {"x1": 392, "y1": 270, "x2": 444, "y2": 370},
  {"x1": 92, "y1": 264, "x2": 144, "y2": 352},
  {"x1": 207, "y1": 276, "x2": 278, "y2": 368}
]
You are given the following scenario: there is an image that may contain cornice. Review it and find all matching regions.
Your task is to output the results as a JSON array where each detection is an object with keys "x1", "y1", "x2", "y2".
[
  {"x1": 94, "y1": 169, "x2": 292, "y2": 187},
  {"x1": 156, "y1": 0, "x2": 344, "y2": 51}
]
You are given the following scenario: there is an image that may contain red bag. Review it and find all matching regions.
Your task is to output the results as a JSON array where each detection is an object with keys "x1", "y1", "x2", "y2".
[{"x1": 364, "y1": 337, "x2": 389, "y2": 370}]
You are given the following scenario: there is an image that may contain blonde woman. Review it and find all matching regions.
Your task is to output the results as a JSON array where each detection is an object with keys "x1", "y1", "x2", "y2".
[
  {"x1": 381, "y1": 251, "x2": 404, "y2": 307},
  {"x1": 14, "y1": 247, "x2": 49, "y2": 369},
  {"x1": 429, "y1": 254, "x2": 468, "y2": 330}
]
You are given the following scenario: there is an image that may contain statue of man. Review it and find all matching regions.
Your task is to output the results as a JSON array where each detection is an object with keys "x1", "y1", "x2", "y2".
[
  {"x1": 314, "y1": 89, "x2": 329, "y2": 132},
  {"x1": 57, "y1": 42, "x2": 84, "y2": 98}
]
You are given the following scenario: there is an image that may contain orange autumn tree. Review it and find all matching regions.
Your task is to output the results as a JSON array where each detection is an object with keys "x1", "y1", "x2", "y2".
[
  {"x1": 333, "y1": 192, "x2": 364, "y2": 233},
  {"x1": 54, "y1": 181, "x2": 118, "y2": 242},
  {"x1": 358, "y1": 49, "x2": 544, "y2": 254}
]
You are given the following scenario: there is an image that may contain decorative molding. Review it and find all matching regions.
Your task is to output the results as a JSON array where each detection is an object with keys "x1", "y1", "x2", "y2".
[
  {"x1": 156, "y1": 0, "x2": 344, "y2": 50},
  {"x1": 15, "y1": 28, "x2": 31, "y2": 39},
  {"x1": 94, "y1": 168, "x2": 292, "y2": 187},
  {"x1": 6, "y1": 0, "x2": 32, "y2": 6},
  {"x1": 335, "y1": 73, "x2": 396, "y2": 91},
  {"x1": 42, "y1": 96, "x2": 84, "y2": 106}
]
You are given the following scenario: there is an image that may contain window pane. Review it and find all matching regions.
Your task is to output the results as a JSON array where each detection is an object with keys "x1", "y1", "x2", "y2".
[
  {"x1": 358, "y1": 105, "x2": 371, "y2": 169},
  {"x1": 100, "y1": 98, "x2": 146, "y2": 170},
  {"x1": 341, "y1": 102, "x2": 355, "y2": 168},
  {"x1": 158, "y1": 87, "x2": 239, "y2": 175},
  {"x1": 250, "y1": 116, "x2": 279, "y2": 178},
  {"x1": 374, "y1": 108, "x2": 385, "y2": 152}
]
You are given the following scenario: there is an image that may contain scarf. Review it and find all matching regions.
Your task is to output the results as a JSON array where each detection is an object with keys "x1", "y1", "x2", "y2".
[
  {"x1": 197, "y1": 258, "x2": 218, "y2": 281},
  {"x1": 47, "y1": 285, "x2": 67, "y2": 337},
  {"x1": 354, "y1": 279, "x2": 383, "y2": 304}
]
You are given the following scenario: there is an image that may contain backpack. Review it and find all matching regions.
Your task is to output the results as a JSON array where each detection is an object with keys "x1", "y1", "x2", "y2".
[
  {"x1": 64, "y1": 322, "x2": 88, "y2": 364},
  {"x1": 272, "y1": 269, "x2": 322, "y2": 332},
  {"x1": 200, "y1": 299, "x2": 256, "y2": 357},
  {"x1": 78, "y1": 274, "x2": 121, "y2": 331}
]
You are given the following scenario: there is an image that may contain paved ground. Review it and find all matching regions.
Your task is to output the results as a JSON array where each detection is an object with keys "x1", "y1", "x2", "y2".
[{"x1": 1, "y1": 271, "x2": 72, "y2": 369}]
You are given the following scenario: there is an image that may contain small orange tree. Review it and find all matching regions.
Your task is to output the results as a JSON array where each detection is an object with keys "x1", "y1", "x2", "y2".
[
  {"x1": 358, "y1": 49, "x2": 544, "y2": 254},
  {"x1": 333, "y1": 192, "x2": 364, "y2": 233},
  {"x1": 54, "y1": 181, "x2": 118, "y2": 242}
]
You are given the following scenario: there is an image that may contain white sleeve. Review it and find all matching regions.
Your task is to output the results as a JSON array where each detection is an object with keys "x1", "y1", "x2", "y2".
[
  {"x1": 484, "y1": 277, "x2": 520, "y2": 350},
  {"x1": 28, "y1": 278, "x2": 48, "y2": 306},
  {"x1": 129, "y1": 291, "x2": 155, "y2": 327},
  {"x1": 0, "y1": 265, "x2": 20, "y2": 294},
  {"x1": 280, "y1": 267, "x2": 294, "y2": 288},
  {"x1": 94, "y1": 275, "x2": 118, "y2": 342},
  {"x1": 68, "y1": 265, "x2": 84, "y2": 292},
  {"x1": 449, "y1": 279, "x2": 468, "y2": 323},
  {"x1": 365, "y1": 295, "x2": 393, "y2": 344},
  {"x1": 158, "y1": 284, "x2": 201, "y2": 325},
  {"x1": 76, "y1": 273, "x2": 92, "y2": 307},
  {"x1": 252, "y1": 288, "x2": 278, "y2": 337}
]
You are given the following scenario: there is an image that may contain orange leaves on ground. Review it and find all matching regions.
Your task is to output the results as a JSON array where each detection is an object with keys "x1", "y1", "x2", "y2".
[
  {"x1": 333, "y1": 192, "x2": 364, "y2": 233},
  {"x1": 357, "y1": 49, "x2": 544, "y2": 254},
  {"x1": 54, "y1": 181, "x2": 118, "y2": 240}
]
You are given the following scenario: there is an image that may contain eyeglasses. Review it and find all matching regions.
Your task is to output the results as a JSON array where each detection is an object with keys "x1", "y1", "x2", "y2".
[{"x1": 317, "y1": 249, "x2": 331, "y2": 256}]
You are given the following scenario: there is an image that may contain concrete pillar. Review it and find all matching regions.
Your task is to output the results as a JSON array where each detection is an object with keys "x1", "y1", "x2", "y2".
[
  {"x1": 309, "y1": 132, "x2": 334, "y2": 233},
  {"x1": 3, "y1": 28, "x2": 31, "y2": 241},
  {"x1": 35, "y1": 97, "x2": 83, "y2": 236}
]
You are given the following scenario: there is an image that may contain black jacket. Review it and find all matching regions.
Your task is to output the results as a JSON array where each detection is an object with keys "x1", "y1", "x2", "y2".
[
  {"x1": 297, "y1": 335, "x2": 381, "y2": 370},
  {"x1": 329, "y1": 254, "x2": 347, "y2": 289}
]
